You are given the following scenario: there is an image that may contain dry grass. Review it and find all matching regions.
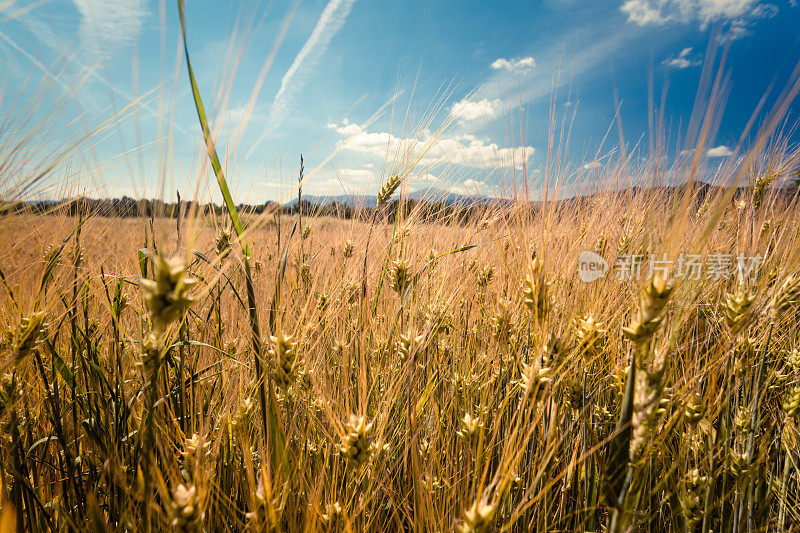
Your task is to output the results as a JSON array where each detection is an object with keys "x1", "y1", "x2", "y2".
[
  {"x1": 2, "y1": 172, "x2": 800, "y2": 532},
  {"x1": 2, "y1": 5, "x2": 800, "y2": 529}
]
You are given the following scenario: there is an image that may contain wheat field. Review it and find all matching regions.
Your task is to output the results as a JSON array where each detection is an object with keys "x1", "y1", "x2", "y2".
[
  {"x1": 3, "y1": 2, "x2": 800, "y2": 531},
  {"x1": 3, "y1": 162, "x2": 800, "y2": 531}
]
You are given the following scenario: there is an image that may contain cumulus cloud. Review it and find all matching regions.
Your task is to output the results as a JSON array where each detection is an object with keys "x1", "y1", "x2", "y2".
[
  {"x1": 663, "y1": 47, "x2": 701, "y2": 68},
  {"x1": 490, "y1": 56, "x2": 536, "y2": 72},
  {"x1": 620, "y1": 0, "x2": 776, "y2": 33},
  {"x1": 707, "y1": 145, "x2": 733, "y2": 157},
  {"x1": 447, "y1": 57, "x2": 534, "y2": 126},
  {"x1": 326, "y1": 118, "x2": 362, "y2": 136},
  {"x1": 327, "y1": 120, "x2": 534, "y2": 169},
  {"x1": 435, "y1": 134, "x2": 534, "y2": 168},
  {"x1": 449, "y1": 178, "x2": 488, "y2": 196},
  {"x1": 416, "y1": 172, "x2": 440, "y2": 186},
  {"x1": 621, "y1": 0, "x2": 670, "y2": 24},
  {"x1": 73, "y1": 0, "x2": 147, "y2": 55},
  {"x1": 450, "y1": 97, "x2": 504, "y2": 123}
]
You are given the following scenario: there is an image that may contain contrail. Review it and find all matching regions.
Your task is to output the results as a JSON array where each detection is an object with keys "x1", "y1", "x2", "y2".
[{"x1": 264, "y1": 0, "x2": 357, "y2": 136}]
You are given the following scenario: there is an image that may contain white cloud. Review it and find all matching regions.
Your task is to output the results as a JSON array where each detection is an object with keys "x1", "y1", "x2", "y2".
[
  {"x1": 407, "y1": 172, "x2": 442, "y2": 193},
  {"x1": 326, "y1": 118, "x2": 362, "y2": 136},
  {"x1": 696, "y1": 0, "x2": 760, "y2": 23},
  {"x1": 417, "y1": 173, "x2": 440, "y2": 186},
  {"x1": 450, "y1": 179, "x2": 488, "y2": 196},
  {"x1": 435, "y1": 134, "x2": 534, "y2": 168},
  {"x1": 467, "y1": 30, "x2": 633, "y2": 120},
  {"x1": 663, "y1": 46, "x2": 701, "y2": 68},
  {"x1": 749, "y1": 3, "x2": 779, "y2": 17},
  {"x1": 621, "y1": 0, "x2": 773, "y2": 30},
  {"x1": 722, "y1": 3, "x2": 778, "y2": 38},
  {"x1": 490, "y1": 56, "x2": 536, "y2": 72},
  {"x1": 450, "y1": 97, "x2": 504, "y2": 123},
  {"x1": 621, "y1": 0, "x2": 670, "y2": 24},
  {"x1": 267, "y1": 0, "x2": 356, "y2": 133},
  {"x1": 707, "y1": 145, "x2": 733, "y2": 157},
  {"x1": 73, "y1": 0, "x2": 147, "y2": 55},
  {"x1": 327, "y1": 121, "x2": 534, "y2": 169},
  {"x1": 446, "y1": 57, "x2": 533, "y2": 127}
]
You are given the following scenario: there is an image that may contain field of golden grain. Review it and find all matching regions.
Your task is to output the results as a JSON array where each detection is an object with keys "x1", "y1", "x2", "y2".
[
  {"x1": 2, "y1": 1, "x2": 800, "y2": 528},
  {"x1": 2, "y1": 175, "x2": 800, "y2": 531}
]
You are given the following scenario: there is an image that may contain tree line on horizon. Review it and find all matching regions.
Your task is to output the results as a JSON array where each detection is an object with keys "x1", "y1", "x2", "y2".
[{"x1": 2, "y1": 195, "x2": 505, "y2": 225}]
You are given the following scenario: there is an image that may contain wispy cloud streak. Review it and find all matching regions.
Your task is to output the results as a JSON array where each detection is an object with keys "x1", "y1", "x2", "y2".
[
  {"x1": 265, "y1": 0, "x2": 356, "y2": 134},
  {"x1": 73, "y1": 0, "x2": 147, "y2": 57}
]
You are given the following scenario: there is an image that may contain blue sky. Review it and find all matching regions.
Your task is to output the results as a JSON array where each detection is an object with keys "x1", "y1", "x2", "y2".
[{"x1": 1, "y1": 0, "x2": 799, "y2": 203}]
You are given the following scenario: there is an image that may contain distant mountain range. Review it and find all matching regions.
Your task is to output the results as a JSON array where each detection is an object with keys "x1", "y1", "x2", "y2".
[
  {"x1": 283, "y1": 188, "x2": 491, "y2": 208},
  {"x1": 283, "y1": 182, "x2": 741, "y2": 209},
  {"x1": 15, "y1": 181, "x2": 799, "y2": 218}
]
